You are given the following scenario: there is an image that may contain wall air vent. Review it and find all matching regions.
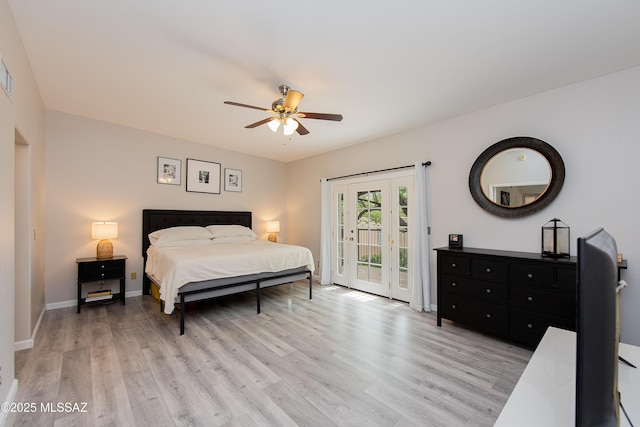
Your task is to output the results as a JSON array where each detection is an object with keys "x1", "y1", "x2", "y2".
[{"x1": 1, "y1": 57, "x2": 13, "y2": 97}]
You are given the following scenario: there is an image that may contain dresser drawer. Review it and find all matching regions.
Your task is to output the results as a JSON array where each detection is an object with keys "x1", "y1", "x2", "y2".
[
  {"x1": 441, "y1": 274, "x2": 507, "y2": 303},
  {"x1": 555, "y1": 266, "x2": 577, "y2": 292},
  {"x1": 471, "y1": 258, "x2": 508, "y2": 283},
  {"x1": 439, "y1": 294, "x2": 508, "y2": 336},
  {"x1": 510, "y1": 262, "x2": 554, "y2": 288},
  {"x1": 439, "y1": 254, "x2": 470, "y2": 275},
  {"x1": 510, "y1": 285, "x2": 575, "y2": 319},
  {"x1": 510, "y1": 308, "x2": 576, "y2": 347},
  {"x1": 78, "y1": 259, "x2": 125, "y2": 282}
]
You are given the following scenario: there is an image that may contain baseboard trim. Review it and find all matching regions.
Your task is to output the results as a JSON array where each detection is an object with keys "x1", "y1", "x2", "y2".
[
  {"x1": 13, "y1": 339, "x2": 33, "y2": 352},
  {"x1": 45, "y1": 299, "x2": 76, "y2": 310},
  {"x1": 13, "y1": 306, "x2": 46, "y2": 351},
  {"x1": 45, "y1": 290, "x2": 142, "y2": 311},
  {"x1": 0, "y1": 379, "x2": 19, "y2": 427}
]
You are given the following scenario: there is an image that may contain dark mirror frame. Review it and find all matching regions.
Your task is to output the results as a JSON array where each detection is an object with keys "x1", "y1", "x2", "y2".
[{"x1": 469, "y1": 136, "x2": 565, "y2": 218}]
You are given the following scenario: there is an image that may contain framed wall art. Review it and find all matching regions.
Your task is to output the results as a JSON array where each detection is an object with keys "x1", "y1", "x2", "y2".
[
  {"x1": 186, "y1": 158, "x2": 221, "y2": 194},
  {"x1": 224, "y1": 168, "x2": 242, "y2": 192},
  {"x1": 157, "y1": 156, "x2": 181, "y2": 185}
]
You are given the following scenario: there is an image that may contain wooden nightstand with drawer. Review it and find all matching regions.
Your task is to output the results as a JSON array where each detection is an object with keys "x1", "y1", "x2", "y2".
[{"x1": 76, "y1": 255, "x2": 127, "y2": 313}]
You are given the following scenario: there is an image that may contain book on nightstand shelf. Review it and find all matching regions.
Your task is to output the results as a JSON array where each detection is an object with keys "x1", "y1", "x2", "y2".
[{"x1": 85, "y1": 290, "x2": 112, "y2": 302}]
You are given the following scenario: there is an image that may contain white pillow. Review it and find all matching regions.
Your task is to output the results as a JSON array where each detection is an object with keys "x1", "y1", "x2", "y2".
[
  {"x1": 206, "y1": 225, "x2": 257, "y2": 239},
  {"x1": 209, "y1": 235, "x2": 255, "y2": 244},
  {"x1": 153, "y1": 239, "x2": 216, "y2": 247},
  {"x1": 149, "y1": 226, "x2": 212, "y2": 245}
]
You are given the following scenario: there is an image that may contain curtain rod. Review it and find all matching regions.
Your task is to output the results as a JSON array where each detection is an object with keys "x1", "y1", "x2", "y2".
[{"x1": 325, "y1": 161, "x2": 431, "y2": 182}]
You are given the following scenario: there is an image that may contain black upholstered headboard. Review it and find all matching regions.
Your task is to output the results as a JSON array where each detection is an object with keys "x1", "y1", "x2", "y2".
[{"x1": 142, "y1": 209, "x2": 252, "y2": 257}]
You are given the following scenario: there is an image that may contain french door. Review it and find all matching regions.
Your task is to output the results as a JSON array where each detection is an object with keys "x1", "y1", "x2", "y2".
[{"x1": 331, "y1": 174, "x2": 413, "y2": 301}]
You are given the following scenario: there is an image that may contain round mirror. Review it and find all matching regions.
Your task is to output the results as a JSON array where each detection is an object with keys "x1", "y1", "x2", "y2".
[{"x1": 469, "y1": 137, "x2": 565, "y2": 218}]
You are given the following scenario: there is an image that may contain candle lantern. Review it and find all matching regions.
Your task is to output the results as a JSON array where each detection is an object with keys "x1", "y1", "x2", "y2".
[{"x1": 541, "y1": 218, "x2": 570, "y2": 258}]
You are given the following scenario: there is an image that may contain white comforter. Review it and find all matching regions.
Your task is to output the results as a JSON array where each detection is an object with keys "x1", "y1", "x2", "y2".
[{"x1": 146, "y1": 240, "x2": 315, "y2": 314}]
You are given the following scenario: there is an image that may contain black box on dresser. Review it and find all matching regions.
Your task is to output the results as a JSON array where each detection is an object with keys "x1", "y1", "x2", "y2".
[{"x1": 435, "y1": 246, "x2": 577, "y2": 348}]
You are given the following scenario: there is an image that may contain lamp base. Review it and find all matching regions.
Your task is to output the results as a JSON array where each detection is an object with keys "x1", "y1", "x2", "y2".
[
  {"x1": 96, "y1": 239, "x2": 114, "y2": 259},
  {"x1": 268, "y1": 233, "x2": 277, "y2": 243}
]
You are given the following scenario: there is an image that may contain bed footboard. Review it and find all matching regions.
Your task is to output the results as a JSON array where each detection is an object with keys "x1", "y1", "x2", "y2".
[{"x1": 177, "y1": 269, "x2": 312, "y2": 335}]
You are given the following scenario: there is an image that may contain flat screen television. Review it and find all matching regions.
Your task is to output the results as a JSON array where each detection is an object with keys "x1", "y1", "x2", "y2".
[{"x1": 576, "y1": 228, "x2": 623, "y2": 427}]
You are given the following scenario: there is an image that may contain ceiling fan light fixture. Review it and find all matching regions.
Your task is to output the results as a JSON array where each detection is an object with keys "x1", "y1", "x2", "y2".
[
  {"x1": 224, "y1": 85, "x2": 342, "y2": 136},
  {"x1": 267, "y1": 118, "x2": 281, "y2": 132}
]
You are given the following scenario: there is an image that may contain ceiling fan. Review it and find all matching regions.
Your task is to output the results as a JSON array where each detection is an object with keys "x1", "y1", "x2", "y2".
[{"x1": 224, "y1": 85, "x2": 343, "y2": 136}]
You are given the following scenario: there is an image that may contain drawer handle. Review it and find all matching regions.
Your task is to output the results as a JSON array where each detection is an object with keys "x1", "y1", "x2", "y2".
[
  {"x1": 527, "y1": 273, "x2": 533, "y2": 279},
  {"x1": 486, "y1": 268, "x2": 491, "y2": 273},
  {"x1": 527, "y1": 296, "x2": 533, "y2": 302},
  {"x1": 451, "y1": 304, "x2": 457, "y2": 309},
  {"x1": 527, "y1": 323, "x2": 533, "y2": 329},
  {"x1": 101, "y1": 265, "x2": 106, "y2": 269},
  {"x1": 451, "y1": 263, "x2": 457, "y2": 268},
  {"x1": 486, "y1": 288, "x2": 491, "y2": 294},
  {"x1": 486, "y1": 313, "x2": 491, "y2": 319},
  {"x1": 451, "y1": 282, "x2": 457, "y2": 287},
  {"x1": 101, "y1": 273, "x2": 105, "y2": 277}
]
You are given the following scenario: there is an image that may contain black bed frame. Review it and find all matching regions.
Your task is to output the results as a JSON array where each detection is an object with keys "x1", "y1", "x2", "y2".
[{"x1": 142, "y1": 209, "x2": 312, "y2": 334}]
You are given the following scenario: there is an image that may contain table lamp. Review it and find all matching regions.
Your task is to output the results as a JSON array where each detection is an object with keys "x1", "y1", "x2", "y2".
[
  {"x1": 91, "y1": 221, "x2": 118, "y2": 259},
  {"x1": 266, "y1": 220, "x2": 280, "y2": 243}
]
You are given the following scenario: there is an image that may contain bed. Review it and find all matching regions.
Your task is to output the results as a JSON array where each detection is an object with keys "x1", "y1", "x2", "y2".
[{"x1": 142, "y1": 209, "x2": 314, "y2": 334}]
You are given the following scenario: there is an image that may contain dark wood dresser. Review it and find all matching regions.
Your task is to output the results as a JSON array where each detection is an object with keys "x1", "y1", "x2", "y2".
[{"x1": 435, "y1": 247, "x2": 577, "y2": 347}]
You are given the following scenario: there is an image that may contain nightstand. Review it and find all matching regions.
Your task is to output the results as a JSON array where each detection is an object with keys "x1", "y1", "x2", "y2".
[{"x1": 76, "y1": 255, "x2": 127, "y2": 313}]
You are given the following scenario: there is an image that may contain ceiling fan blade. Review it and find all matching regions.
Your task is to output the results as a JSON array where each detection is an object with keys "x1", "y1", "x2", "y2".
[
  {"x1": 283, "y1": 90, "x2": 304, "y2": 111},
  {"x1": 245, "y1": 117, "x2": 275, "y2": 128},
  {"x1": 293, "y1": 119, "x2": 310, "y2": 135},
  {"x1": 297, "y1": 112, "x2": 343, "y2": 121},
  {"x1": 224, "y1": 101, "x2": 271, "y2": 112}
]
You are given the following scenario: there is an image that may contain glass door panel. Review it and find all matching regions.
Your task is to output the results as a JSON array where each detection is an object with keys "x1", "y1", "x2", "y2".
[
  {"x1": 332, "y1": 185, "x2": 349, "y2": 286},
  {"x1": 390, "y1": 176, "x2": 413, "y2": 302},
  {"x1": 350, "y1": 182, "x2": 389, "y2": 296}
]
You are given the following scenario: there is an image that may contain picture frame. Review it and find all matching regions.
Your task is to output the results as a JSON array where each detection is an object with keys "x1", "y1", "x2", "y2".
[
  {"x1": 224, "y1": 168, "x2": 242, "y2": 192},
  {"x1": 186, "y1": 158, "x2": 221, "y2": 194},
  {"x1": 500, "y1": 190, "x2": 510, "y2": 207},
  {"x1": 157, "y1": 157, "x2": 181, "y2": 185}
]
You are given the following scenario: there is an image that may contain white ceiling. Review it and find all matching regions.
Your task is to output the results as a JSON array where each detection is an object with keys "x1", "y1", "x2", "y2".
[{"x1": 8, "y1": 1, "x2": 640, "y2": 162}]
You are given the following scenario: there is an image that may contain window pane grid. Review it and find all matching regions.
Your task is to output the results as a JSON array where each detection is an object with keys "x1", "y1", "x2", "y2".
[
  {"x1": 397, "y1": 186, "x2": 409, "y2": 290},
  {"x1": 356, "y1": 189, "x2": 383, "y2": 285}
]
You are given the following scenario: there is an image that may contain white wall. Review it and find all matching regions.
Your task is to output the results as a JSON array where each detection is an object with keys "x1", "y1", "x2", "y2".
[
  {"x1": 0, "y1": 76, "x2": 17, "y2": 421},
  {"x1": 44, "y1": 111, "x2": 289, "y2": 305},
  {"x1": 287, "y1": 66, "x2": 640, "y2": 346},
  {"x1": 0, "y1": 0, "x2": 46, "y2": 413}
]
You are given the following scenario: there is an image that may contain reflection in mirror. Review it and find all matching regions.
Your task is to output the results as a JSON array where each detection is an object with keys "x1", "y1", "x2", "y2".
[
  {"x1": 480, "y1": 148, "x2": 551, "y2": 208},
  {"x1": 469, "y1": 137, "x2": 565, "y2": 218}
]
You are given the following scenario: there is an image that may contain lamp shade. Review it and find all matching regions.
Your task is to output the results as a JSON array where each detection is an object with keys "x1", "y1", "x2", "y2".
[
  {"x1": 267, "y1": 118, "x2": 281, "y2": 132},
  {"x1": 91, "y1": 222, "x2": 118, "y2": 240},
  {"x1": 266, "y1": 221, "x2": 280, "y2": 233},
  {"x1": 282, "y1": 118, "x2": 299, "y2": 136}
]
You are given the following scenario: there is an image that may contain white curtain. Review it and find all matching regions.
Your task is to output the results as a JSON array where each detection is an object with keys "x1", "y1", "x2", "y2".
[
  {"x1": 319, "y1": 178, "x2": 332, "y2": 284},
  {"x1": 409, "y1": 162, "x2": 431, "y2": 312}
]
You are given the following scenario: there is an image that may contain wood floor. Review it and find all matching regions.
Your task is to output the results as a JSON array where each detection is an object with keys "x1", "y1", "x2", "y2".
[{"x1": 9, "y1": 281, "x2": 532, "y2": 427}]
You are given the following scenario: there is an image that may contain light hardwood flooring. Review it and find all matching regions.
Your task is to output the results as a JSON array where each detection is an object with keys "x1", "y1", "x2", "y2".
[{"x1": 8, "y1": 281, "x2": 532, "y2": 427}]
